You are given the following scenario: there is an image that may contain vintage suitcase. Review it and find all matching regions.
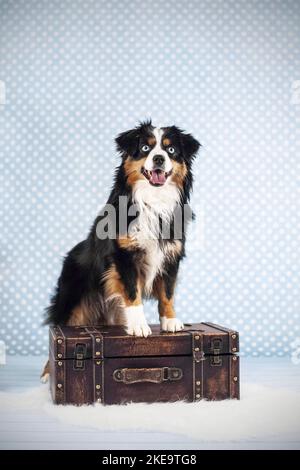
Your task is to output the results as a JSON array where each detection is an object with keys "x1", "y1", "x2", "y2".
[{"x1": 49, "y1": 322, "x2": 239, "y2": 405}]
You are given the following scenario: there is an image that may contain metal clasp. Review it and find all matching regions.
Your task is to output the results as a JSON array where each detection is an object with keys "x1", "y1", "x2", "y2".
[
  {"x1": 211, "y1": 338, "x2": 222, "y2": 355},
  {"x1": 162, "y1": 367, "x2": 183, "y2": 381},
  {"x1": 193, "y1": 349, "x2": 205, "y2": 363},
  {"x1": 210, "y1": 355, "x2": 222, "y2": 366},
  {"x1": 73, "y1": 343, "x2": 87, "y2": 370}
]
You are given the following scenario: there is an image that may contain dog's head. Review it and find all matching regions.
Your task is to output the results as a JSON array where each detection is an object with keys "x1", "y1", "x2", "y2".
[{"x1": 115, "y1": 121, "x2": 200, "y2": 192}]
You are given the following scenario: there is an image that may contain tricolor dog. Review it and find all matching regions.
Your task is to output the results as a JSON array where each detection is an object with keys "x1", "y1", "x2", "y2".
[{"x1": 41, "y1": 121, "x2": 200, "y2": 381}]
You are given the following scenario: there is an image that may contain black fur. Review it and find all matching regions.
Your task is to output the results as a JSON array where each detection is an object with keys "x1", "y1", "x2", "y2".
[{"x1": 44, "y1": 121, "x2": 200, "y2": 326}]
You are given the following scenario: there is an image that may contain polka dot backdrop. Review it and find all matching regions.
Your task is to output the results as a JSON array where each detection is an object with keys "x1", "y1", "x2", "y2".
[{"x1": 0, "y1": 0, "x2": 299, "y2": 356}]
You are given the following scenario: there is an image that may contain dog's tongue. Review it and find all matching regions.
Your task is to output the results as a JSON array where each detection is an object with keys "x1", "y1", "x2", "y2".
[{"x1": 150, "y1": 170, "x2": 166, "y2": 185}]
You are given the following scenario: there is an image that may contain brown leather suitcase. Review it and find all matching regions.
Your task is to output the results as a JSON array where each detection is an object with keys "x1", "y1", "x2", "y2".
[{"x1": 49, "y1": 322, "x2": 240, "y2": 405}]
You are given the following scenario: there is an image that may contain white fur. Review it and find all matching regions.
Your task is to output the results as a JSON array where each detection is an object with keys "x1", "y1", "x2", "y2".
[
  {"x1": 123, "y1": 130, "x2": 182, "y2": 324},
  {"x1": 160, "y1": 316, "x2": 184, "y2": 332},
  {"x1": 144, "y1": 127, "x2": 173, "y2": 173},
  {"x1": 130, "y1": 174, "x2": 180, "y2": 295},
  {"x1": 144, "y1": 240, "x2": 165, "y2": 294},
  {"x1": 3, "y1": 383, "x2": 300, "y2": 442},
  {"x1": 129, "y1": 167, "x2": 180, "y2": 293},
  {"x1": 123, "y1": 305, "x2": 152, "y2": 337},
  {"x1": 133, "y1": 177, "x2": 180, "y2": 230}
]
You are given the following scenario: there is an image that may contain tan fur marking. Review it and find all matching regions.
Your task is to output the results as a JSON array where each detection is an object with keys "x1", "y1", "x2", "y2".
[
  {"x1": 68, "y1": 302, "x2": 90, "y2": 326},
  {"x1": 171, "y1": 161, "x2": 187, "y2": 188},
  {"x1": 163, "y1": 138, "x2": 171, "y2": 146},
  {"x1": 147, "y1": 136, "x2": 156, "y2": 146},
  {"x1": 165, "y1": 240, "x2": 182, "y2": 259},
  {"x1": 124, "y1": 157, "x2": 146, "y2": 186},
  {"x1": 103, "y1": 264, "x2": 142, "y2": 307},
  {"x1": 40, "y1": 359, "x2": 49, "y2": 380},
  {"x1": 117, "y1": 236, "x2": 139, "y2": 251},
  {"x1": 153, "y1": 277, "x2": 176, "y2": 318}
]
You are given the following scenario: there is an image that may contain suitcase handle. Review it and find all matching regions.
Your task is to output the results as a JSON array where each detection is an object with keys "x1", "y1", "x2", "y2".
[{"x1": 113, "y1": 367, "x2": 183, "y2": 384}]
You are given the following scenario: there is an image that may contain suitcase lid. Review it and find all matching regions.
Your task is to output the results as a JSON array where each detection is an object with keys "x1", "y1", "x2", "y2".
[{"x1": 49, "y1": 322, "x2": 239, "y2": 360}]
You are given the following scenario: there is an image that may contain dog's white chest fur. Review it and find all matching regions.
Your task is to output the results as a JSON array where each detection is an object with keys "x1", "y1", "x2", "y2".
[
  {"x1": 130, "y1": 180, "x2": 180, "y2": 294},
  {"x1": 141, "y1": 239, "x2": 165, "y2": 294}
]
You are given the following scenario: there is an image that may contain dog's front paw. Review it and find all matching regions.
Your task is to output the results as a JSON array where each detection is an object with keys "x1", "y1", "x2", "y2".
[
  {"x1": 126, "y1": 322, "x2": 152, "y2": 337},
  {"x1": 160, "y1": 316, "x2": 184, "y2": 333},
  {"x1": 124, "y1": 305, "x2": 152, "y2": 337}
]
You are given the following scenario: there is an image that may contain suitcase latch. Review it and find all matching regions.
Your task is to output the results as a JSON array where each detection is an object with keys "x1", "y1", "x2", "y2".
[
  {"x1": 211, "y1": 338, "x2": 222, "y2": 355},
  {"x1": 210, "y1": 355, "x2": 222, "y2": 366},
  {"x1": 74, "y1": 343, "x2": 87, "y2": 370}
]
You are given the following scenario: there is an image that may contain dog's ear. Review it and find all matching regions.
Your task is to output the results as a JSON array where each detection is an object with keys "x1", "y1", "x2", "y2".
[
  {"x1": 115, "y1": 128, "x2": 140, "y2": 156},
  {"x1": 179, "y1": 130, "x2": 201, "y2": 163}
]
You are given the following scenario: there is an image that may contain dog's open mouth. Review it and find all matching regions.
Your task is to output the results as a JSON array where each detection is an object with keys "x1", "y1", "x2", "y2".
[{"x1": 141, "y1": 168, "x2": 172, "y2": 186}]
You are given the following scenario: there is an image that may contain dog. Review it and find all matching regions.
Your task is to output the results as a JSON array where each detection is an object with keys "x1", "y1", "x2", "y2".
[{"x1": 41, "y1": 120, "x2": 200, "y2": 382}]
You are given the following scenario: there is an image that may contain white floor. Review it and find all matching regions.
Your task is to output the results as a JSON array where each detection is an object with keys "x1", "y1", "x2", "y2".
[{"x1": 0, "y1": 355, "x2": 299, "y2": 450}]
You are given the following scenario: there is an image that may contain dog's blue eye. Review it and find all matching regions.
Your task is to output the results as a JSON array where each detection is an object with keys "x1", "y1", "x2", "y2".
[
  {"x1": 168, "y1": 147, "x2": 175, "y2": 154},
  {"x1": 141, "y1": 145, "x2": 150, "y2": 152}
]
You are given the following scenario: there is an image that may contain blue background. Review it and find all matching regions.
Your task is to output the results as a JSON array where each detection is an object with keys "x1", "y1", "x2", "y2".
[{"x1": 0, "y1": 0, "x2": 299, "y2": 356}]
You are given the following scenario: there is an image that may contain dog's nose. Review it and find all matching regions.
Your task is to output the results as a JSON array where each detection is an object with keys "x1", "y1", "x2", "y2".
[{"x1": 153, "y1": 155, "x2": 165, "y2": 167}]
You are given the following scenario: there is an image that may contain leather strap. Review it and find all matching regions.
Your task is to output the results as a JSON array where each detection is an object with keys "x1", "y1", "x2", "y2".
[
  {"x1": 84, "y1": 326, "x2": 103, "y2": 358},
  {"x1": 113, "y1": 367, "x2": 183, "y2": 384},
  {"x1": 53, "y1": 325, "x2": 66, "y2": 359},
  {"x1": 229, "y1": 354, "x2": 240, "y2": 399},
  {"x1": 191, "y1": 331, "x2": 204, "y2": 401},
  {"x1": 53, "y1": 326, "x2": 66, "y2": 404},
  {"x1": 85, "y1": 327, "x2": 104, "y2": 403}
]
